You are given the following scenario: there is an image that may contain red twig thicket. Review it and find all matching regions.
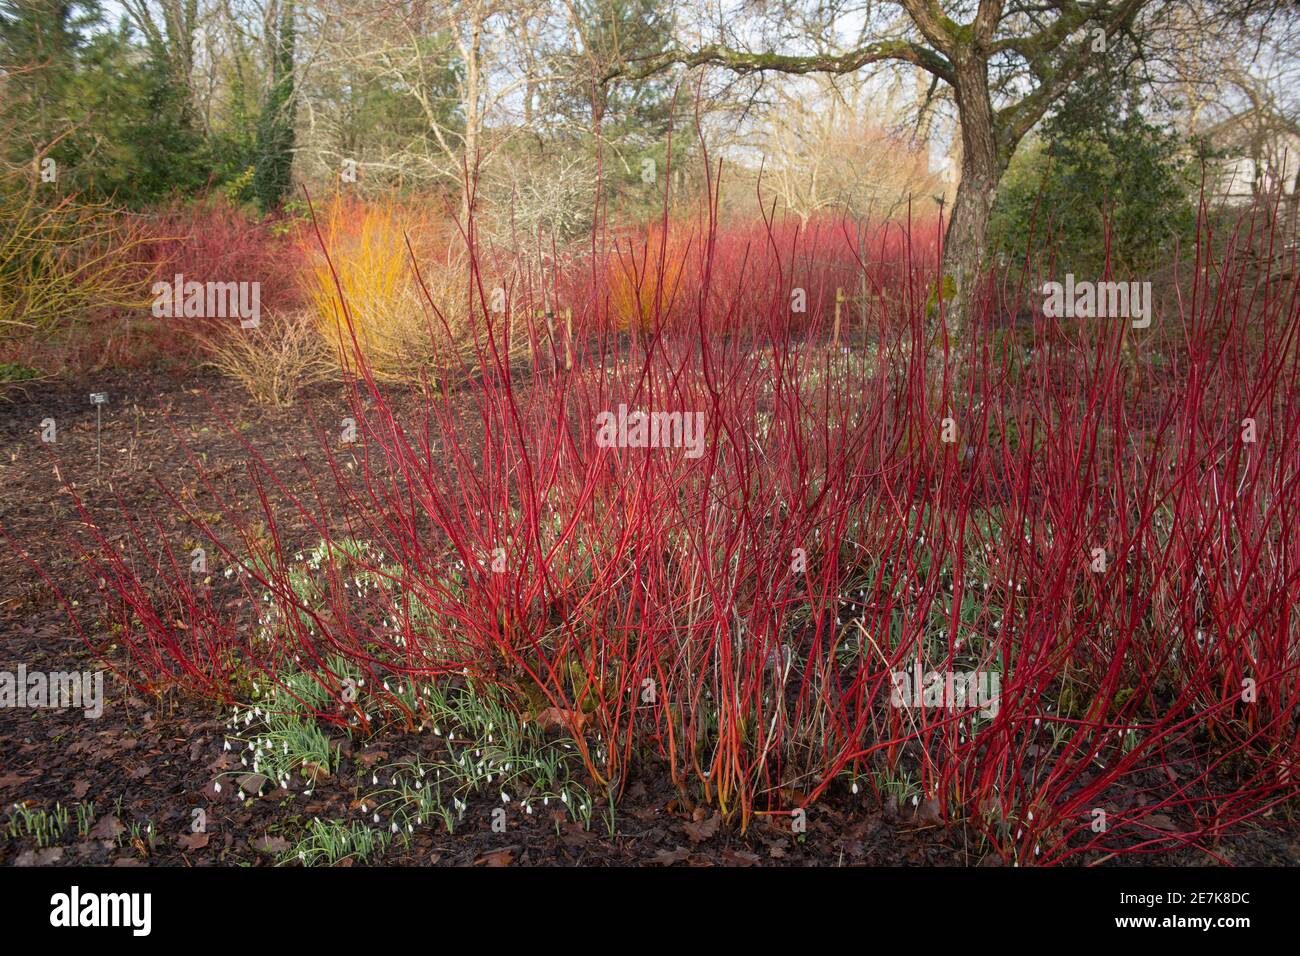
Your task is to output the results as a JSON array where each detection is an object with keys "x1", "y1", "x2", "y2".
[
  {"x1": 40, "y1": 190, "x2": 1300, "y2": 864},
  {"x1": 132, "y1": 198, "x2": 306, "y2": 352}
]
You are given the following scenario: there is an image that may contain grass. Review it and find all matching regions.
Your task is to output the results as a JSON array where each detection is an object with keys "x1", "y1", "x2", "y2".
[{"x1": 4, "y1": 801, "x2": 97, "y2": 848}]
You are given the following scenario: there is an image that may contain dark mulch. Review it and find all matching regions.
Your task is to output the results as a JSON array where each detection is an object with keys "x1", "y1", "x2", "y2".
[{"x1": 1, "y1": 367, "x2": 1297, "y2": 866}]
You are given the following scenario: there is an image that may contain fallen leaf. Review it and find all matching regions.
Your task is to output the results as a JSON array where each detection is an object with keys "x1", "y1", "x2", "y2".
[
  {"x1": 237, "y1": 772, "x2": 269, "y2": 795},
  {"x1": 177, "y1": 831, "x2": 210, "y2": 850},
  {"x1": 252, "y1": 835, "x2": 289, "y2": 854},
  {"x1": 534, "y1": 706, "x2": 587, "y2": 733},
  {"x1": 560, "y1": 824, "x2": 593, "y2": 848},
  {"x1": 474, "y1": 848, "x2": 516, "y2": 867},
  {"x1": 651, "y1": 846, "x2": 692, "y2": 865},
  {"x1": 206, "y1": 752, "x2": 239, "y2": 772},
  {"x1": 15, "y1": 847, "x2": 63, "y2": 866},
  {"x1": 683, "y1": 812, "x2": 720, "y2": 843},
  {"x1": 300, "y1": 761, "x2": 330, "y2": 783},
  {"x1": 89, "y1": 815, "x2": 125, "y2": 840}
]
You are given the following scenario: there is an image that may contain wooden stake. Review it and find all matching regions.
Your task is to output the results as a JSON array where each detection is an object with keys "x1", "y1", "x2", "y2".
[
  {"x1": 833, "y1": 287, "x2": 844, "y2": 347},
  {"x1": 564, "y1": 308, "x2": 573, "y2": 370}
]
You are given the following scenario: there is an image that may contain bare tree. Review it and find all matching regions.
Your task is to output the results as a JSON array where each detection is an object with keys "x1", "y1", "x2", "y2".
[
  {"x1": 612, "y1": 0, "x2": 1297, "y2": 326},
  {"x1": 746, "y1": 72, "x2": 943, "y2": 222}
]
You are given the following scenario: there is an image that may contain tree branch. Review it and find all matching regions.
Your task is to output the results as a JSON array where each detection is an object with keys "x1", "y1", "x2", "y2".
[{"x1": 609, "y1": 39, "x2": 955, "y2": 87}]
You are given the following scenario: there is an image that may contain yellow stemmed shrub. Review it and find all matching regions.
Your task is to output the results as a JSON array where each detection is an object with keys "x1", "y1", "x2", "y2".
[
  {"x1": 605, "y1": 221, "x2": 693, "y2": 332},
  {"x1": 0, "y1": 166, "x2": 153, "y2": 375},
  {"x1": 301, "y1": 196, "x2": 469, "y2": 381}
]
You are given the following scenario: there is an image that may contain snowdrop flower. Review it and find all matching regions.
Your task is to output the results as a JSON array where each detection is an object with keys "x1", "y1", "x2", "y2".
[{"x1": 214, "y1": 781, "x2": 222, "y2": 794}]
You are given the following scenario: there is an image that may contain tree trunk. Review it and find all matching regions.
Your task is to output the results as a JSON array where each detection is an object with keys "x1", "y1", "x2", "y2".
[
  {"x1": 459, "y1": 9, "x2": 483, "y2": 223},
  {"x1": 940, "y1": 53, "x2": 1005, "y2": 335}
]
